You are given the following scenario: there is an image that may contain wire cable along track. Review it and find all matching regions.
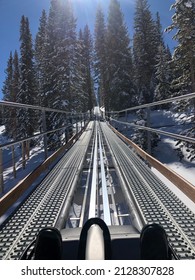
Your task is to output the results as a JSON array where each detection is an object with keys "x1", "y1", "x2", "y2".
[{"x1": 0, "y1": 118, "x2": 195, "y2": 259}]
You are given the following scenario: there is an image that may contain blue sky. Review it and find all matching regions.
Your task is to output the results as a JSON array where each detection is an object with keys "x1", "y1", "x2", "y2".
[{"x1": 0, "y1": 0, "x2": 176, "y2": 100}]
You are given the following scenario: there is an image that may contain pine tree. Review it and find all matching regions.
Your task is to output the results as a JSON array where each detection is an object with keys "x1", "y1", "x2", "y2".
[
  {"x1": 133, "y1": 0, "x2": 159, "y2": 104},
  {"x1": 154, "y1": 44, "x2": 172, "y2": 106},
  {"x1": 167, "y1": 0, "x2": 195, "y2": 98},
  {"x1": 155, "y1": 12, "x2": 164, "y2": 47},
  {"x1": 2, "y1": 52, "x2": 14, "y2": 137},
  {"x1": 35, "y1": 9, "x2": 48, "y2": 106},
  {"x1": 0, "y1": 108, "x2": 2, "y2": 126},
  {"x1": 34, "y1": 6, "x2": 59, "y2": 149},
  {"x1": 77, "y1": 29, "x2": 87, "y2": 111},
  {"x1": 60, "y1": 0, "x2": 82, "y2": 112},
  {"x1": 13, "y1": 50, "x2": 20, "y2": 104},
  {"x1": 44, "y1": 0, "x2": 62, "y2": 109},
  {"x1": 80, "y1": 25, "x2": 94, "y2": 113},
  {"x1": 2, "y1": 52, "x2": 13, "y2": 103},
  {"x1": 106, "y1": 0, "x2": 135, "y2": 111},
  {"x1": 154, "y1": 13, "x2": 172, "y2": 105},
  {"x1": 42, "y1": 0, "x2": 64, "y2": 150},
  {"x1": 44, "y1": 0, "x2": 81, "y2": 112},
  {"x1": 36, "y1": 0, "x2": 82, "y2": 149},
  {"x1": 94, "y1": 4, "x2": 108, "y2": 108},
  {"x1": 12, "y1": 51, "x2": 20, "y2": 139},
  {"x1": 17, "y1": 16, "x2": 37, "y2": 139},
  {"x1": 166, "y1": 0, "x2": 195, "y2": 161},
  {"x1": 2, "y1": 51, "x2": 20, "y2": 139},
  {"x1": 133, "y1": 0, "x2": 166, "y2": 153}
]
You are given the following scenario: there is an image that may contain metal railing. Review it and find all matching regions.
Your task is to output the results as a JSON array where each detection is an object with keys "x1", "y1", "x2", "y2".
[
  {"x1": 107, "y1": 92, "x2": 195, "y2": 113},
  {"x1": 0, "y1": 100, "x2": 90, "y2": 194},
  {"x1": 110, "y1": 119, "x2": 195, "y2": 144},
  {"x1": 105, "y1": 92, "x2": 195, "y2": 153}
]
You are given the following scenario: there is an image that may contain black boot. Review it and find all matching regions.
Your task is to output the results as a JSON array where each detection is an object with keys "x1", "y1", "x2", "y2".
[
  {"x1": 34, "y1": 227, "x2": 62, "y2": 260},
  {"x1": 140, "y1": 223, "x2": 170, "y2": 260}
]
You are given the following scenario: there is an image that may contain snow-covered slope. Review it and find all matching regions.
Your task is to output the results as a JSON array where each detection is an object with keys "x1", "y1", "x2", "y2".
[
  {"x1": 118, "y1": 109, "x2": 195, "y2": 213},
  {"x1": 151, "y1": 110, "x2": 195, "y2": 213}
]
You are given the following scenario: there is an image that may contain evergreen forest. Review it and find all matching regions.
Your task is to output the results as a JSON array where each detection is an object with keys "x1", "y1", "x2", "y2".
[{"x1": 2, "y1": 0, "x2": 195, "y2": 159}]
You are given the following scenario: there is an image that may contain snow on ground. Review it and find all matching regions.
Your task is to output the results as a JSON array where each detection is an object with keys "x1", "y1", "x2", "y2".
[
  {"x1": 150, "y1": 111, "x2": 195, "y2": 211},
  {"x1": 152, "y1": 135, "x2": 195, "y2": 214},
  {"x1": 0, "y1": 123, "x2": 83, "y2": 224},
  {"x1": 0, "y1": 125, "x2": 6, "y2": 143},
  {"x1": 0, "y1": 126, "x2": 47, "y2": 196},
  {"x1": 150, "y1": 111, "x2": 195, "y2": 213},
  {"x1": 0, "y1": 127, "x2": 53, "y2": 224},
  {"x1": 154, "y1": 136, "x2": 195, "y2": 185},
  {"x1": 1, "y1": 111, "x2": 195, "y2": 221},
  {"x1": 2, "y1": 146, "x2": 47, "y2": 194},
  {"x1": 117, "y1": 109, "x2": 195, "y2": 213},
  {"x1": 0, "y1": 122, "x2": 81, "y2": 196}
]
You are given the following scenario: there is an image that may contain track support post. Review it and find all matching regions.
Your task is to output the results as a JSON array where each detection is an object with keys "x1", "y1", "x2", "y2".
[
  {"x1": 42, "y1": 109, "x2": 48, "y2": 160},
  {"x1": 146, "y1": 107, "x2": 151, "y2": 154},
  {"x1": 0, "y1": 148, "x2": 3, "y2": 193}
]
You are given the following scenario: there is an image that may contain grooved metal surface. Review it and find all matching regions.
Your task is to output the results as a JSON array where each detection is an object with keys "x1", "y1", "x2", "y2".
[
  {"x1": 0, "y1": 122, "x2": 93, "y2": 260},
  {"x1": 101, "y1": 122, "x2": 195, "y2": 259}
]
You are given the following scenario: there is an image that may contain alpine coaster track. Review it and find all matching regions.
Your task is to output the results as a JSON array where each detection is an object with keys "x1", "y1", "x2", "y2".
[{"x1": 0, "y1": 119, "x2": 195, "y2": 260}]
